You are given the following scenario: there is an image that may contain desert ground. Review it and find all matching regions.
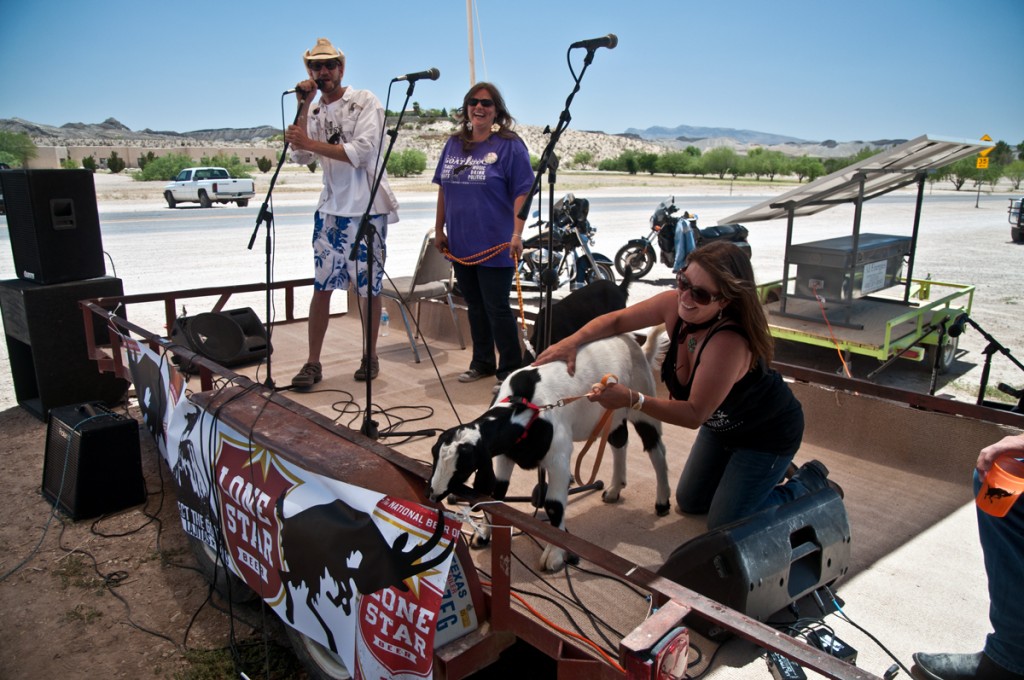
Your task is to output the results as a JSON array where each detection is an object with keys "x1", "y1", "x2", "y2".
[{"x1": 0, "y1": 167, "x2": 1021, "y2": 679}]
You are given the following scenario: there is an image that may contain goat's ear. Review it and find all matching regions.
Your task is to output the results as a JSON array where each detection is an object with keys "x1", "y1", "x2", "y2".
[{"x1": 485, "y1": 410, "x2": 523, "y2": 455}]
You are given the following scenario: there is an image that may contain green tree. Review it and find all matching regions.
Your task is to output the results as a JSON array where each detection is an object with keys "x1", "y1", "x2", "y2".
[
  {"x1": 0, "y1": 131, "x2": 38, "y2": 167},
  {"x1": 940, "y1": 158, "x2": 977, "y2": 190},
  {"x1": 107, "y1": 151, "x2": 126, "y2": 174},
  {"x1": 792, "y1": 155, "x2": 826, "y2": 182},
  {"x1": 991, "y1": 141, "x2": 1014, "y2": 167},
  {"x1": 199, "y1": 153, "x2": 253, "y2": 179},
  {"x1": 138, "y1": 151, "x2": 156, "y2": 170},
  {"x1": 702, "y1": 147, "x2": 739, "y2": 179},
  {"x1": 60, "y1": 157, "x2": 78, "y2": 169},
  {"x1": 82, "y1": 156, "x2": 98, "y2": 172},
  {"x1": 572, "y1": 151, "x2": 594, "y2": 168},
  {"x1": 134, "y1": 153, "x2": 193, "y2": 181},
  {"x1": 1003, "y1": 160, "x2": 1024, "y2": 191},
  {"x1": 638, "y1": 153, "x2": 659, "y2": 175},
  {"x1": 656, "y1": 151, "x2": 689, "y2": 176},
  {"x1": 256, "y1": 156, "x2": 273, "y2": 173}
]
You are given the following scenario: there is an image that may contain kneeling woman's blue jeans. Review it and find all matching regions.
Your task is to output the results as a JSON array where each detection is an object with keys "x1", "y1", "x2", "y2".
[{"x1": 675, "y1": 427, "x2": 808, "y2": 529}]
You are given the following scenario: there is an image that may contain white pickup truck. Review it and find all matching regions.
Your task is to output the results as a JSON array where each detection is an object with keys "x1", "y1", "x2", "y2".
[{"x1": 163, "y1": 167, "x2": 255, "y2": 208}]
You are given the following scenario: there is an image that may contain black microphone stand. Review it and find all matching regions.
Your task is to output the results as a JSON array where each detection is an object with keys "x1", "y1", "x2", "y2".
[
  {"x1": 509, "y1": 45, "x2": 609, "y2": 517},
  {"x1": 349, "y1": 80, "x2": 418, "y2": 440},
  {"x1": 246, "y1": 93, "x2": 310, "y2": 388},
  {"x1": 517, "y1": 46, "x2": 603, "y2": 353},
  {"x1": 950, "y1": 315, "x2": 1024, "y2": 407}
]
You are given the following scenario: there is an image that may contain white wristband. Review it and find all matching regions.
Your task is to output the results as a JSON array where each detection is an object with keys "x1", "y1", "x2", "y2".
[{"x1": 632, "y1": 392, "x2": 645, "y2": 411}]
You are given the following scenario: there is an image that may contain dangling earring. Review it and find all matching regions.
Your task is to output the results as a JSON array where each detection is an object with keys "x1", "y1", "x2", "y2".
[
  {"x1": 465, "y1": 121, "x2": 473, "y2": 131},
  {"x1": 717, "y1": 307, "x2": 723, "y2": 320},
  {"x1": 490, "y1": 123, "x2": 501, "y2": 133}
]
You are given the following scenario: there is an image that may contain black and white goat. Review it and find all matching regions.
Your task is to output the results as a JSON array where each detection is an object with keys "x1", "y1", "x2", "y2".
[{"x1": 428, "y1": 334, "x2": 670, "y2": 572}]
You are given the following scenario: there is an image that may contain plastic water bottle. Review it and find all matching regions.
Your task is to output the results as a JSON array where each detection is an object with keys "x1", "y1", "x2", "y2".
[{"x1": 380, "y1": 308, "x2": 390, "y2": 336}]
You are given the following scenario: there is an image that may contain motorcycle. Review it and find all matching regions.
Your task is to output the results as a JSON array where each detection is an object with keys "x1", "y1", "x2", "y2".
[
  {"x1": 517, "y1": 193, "x2": 616, "y2": 290},
  {"x1": 613, "y1": 197, "x2": 752, "y2": 280}
]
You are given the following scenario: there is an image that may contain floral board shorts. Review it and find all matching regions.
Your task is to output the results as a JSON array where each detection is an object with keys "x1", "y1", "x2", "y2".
[{"x1": 312, "y1": 212, "x2": 388, "y2": 296}]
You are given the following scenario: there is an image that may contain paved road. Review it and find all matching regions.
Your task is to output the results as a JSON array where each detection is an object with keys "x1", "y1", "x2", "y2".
[{"x1": 1, "y1": 188, "x2": 1021, "y2": 411}]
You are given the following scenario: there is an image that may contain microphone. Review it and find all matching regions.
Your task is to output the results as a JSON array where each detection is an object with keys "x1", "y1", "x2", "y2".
[
  {"x1": 392, "y1": 68, "x2": 440, "y2": 83},
  {"x1": 569, "y1": 34, "x2": 618, "y2": 50},
  {"x1": 283, "y1": 86, "x2": 313, "y2": 96}
]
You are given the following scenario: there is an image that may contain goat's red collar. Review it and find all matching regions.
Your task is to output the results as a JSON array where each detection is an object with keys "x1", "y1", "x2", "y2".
[{"x1": 500, "y1": 395, "x2": 541, "y2": 443}]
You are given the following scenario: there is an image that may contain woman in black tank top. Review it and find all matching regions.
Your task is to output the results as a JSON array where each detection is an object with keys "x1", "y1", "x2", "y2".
[{"x1": 534, "y1": 241, "x2": 834, "y2": 529}]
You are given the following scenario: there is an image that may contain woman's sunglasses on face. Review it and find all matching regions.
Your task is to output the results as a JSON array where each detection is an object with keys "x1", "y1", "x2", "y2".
[
  {"x1": 676, "y1": 273, "x2": 722, "y2": 305},
  {"x1": 466, "y1": 97, "x2": 494, "y2": 107}
]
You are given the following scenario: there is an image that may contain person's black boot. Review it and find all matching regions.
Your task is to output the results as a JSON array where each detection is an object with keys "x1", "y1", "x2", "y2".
[
  {"x1": 912, "y1": 651, "x2": 1024, "y2": 680},
  {"x1": 790, "y1": 459, "x2": 830, "y2": 493}
]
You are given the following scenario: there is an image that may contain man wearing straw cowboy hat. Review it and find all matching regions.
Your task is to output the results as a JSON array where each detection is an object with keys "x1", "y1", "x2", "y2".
[
  {"x1": 286, "y1": 37, "x2": 399, "y2": 387},
  {"x1": 913, "y1": 433, "x2": 1024, "y2": 680}
]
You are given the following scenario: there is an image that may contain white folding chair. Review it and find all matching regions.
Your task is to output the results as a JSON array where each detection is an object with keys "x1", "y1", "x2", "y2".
[{"x1": 382, "y1": 230, "x2": 466, "y2": 363}]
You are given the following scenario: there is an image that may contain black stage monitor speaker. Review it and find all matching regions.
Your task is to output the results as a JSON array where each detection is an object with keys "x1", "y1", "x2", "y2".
[
  {"x1": 0, "y1": 169, "x2": 106, "y2": 285},
  {"x1": 657, "y1": 489, "x2": 850, "y2": 640},
  {"x1": 170, "y1": 307, "x2": 272, "y2": 367},
  {"x1": 43, "y1": 402, "x2": 145, "y2": 520}
]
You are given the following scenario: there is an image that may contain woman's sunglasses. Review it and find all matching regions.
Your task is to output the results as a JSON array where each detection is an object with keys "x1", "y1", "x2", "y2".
[
  {"x1": 676, "y1": 273, "x2": 722, "y2": 305},
  {"x1": 466, "y1": 97, "x2": 495, "y2": 107}
]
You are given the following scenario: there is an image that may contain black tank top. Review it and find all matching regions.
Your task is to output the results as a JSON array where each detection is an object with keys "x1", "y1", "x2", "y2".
[{"x1": 661, "y1": 317, "x2": 803, "y2": 452}]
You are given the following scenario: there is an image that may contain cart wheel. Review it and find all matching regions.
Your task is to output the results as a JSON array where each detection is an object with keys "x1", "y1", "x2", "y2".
[
  {"x1": 188, "y1": 535, "x2": 258, "y2": 603},
  {"x1": 928, "y1": 335, "x2": 959, "y2": 374},
  {"x1": 286, "y1": 626, "x2": 352, "y2": 680}
]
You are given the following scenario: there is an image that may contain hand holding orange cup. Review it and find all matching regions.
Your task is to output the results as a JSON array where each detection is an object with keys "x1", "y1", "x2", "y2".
[{"x1": 976, "y1": 456, "x2": 1024, "y2": 517}]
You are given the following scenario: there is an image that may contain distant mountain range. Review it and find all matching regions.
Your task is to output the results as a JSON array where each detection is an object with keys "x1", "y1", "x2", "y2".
[
  {"x1": 624, "y1": 124, "x2": 809, "y2": 145},
  {"x1": 0, "y1": 117, "x2": 902, "y2": 160}
]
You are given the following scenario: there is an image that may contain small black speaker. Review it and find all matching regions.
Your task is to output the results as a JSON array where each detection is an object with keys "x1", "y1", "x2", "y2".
[
  {"x1": 0, "y1": 169, "x2": 106, "y2": 284},
  {"x1": 657, "y1": 489, "x2": 851, "y2": 640},
  {"x1": 42, "y1": 403, "x2": 145, "y2": 520},
  {"x1": 170, "y1": 307, "x2": 272, "y2": 367}
]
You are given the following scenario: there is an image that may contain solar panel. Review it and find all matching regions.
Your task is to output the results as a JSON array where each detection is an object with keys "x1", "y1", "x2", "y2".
[{"x1": 718, "y1": 134, "x2": 995, "y2": 225}]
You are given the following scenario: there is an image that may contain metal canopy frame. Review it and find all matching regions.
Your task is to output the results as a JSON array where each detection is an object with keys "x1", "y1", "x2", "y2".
[{"x1": 718, "y1": 134, "x2": 994, "y2": 325}]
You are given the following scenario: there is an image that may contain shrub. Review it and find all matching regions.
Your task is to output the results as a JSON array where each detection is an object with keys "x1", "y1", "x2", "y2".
[
  {"x1": 138, "y1": 151, "x2": 156, "y2": 170},
  {"x1": 199, "y1": 153, "x2": 253, "y2": 179},
  {"x1": 256, "y1": 156, "x2": 273, "y2": 173},
  {"x1": 386, "y1": 149, "x2": 426, "y2": 177},
  {"x1": 107, "y1": 151, "x2": 126, "y2": 174},
  {"x1": 134, "y1": 153, "x2": 193, "y2": 181},
  {"x1": 81, "y1": 156, "x2": 97, "y2": 172},
  {"x1": 60, "y1": 157, "x2": 79, "y2": 169}
]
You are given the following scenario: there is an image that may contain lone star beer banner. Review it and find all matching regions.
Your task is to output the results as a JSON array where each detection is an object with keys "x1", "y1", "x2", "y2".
[{"x1": 125, "y1": 340, "x2": 467, "y2": 677}]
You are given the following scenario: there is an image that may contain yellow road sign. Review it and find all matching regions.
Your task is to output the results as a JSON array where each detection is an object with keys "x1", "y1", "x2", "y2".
[
  {"x1": 977, "y1": 157, "x2": 990, "y2": 169},
  {"x1": 979, "y1": 134, "x2": 994, "y2": 157}
]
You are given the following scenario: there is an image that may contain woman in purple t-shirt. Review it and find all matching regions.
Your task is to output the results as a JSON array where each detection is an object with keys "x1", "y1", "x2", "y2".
[{"x1": 433, "y1": 83, "x2": 534, "y2": 386}]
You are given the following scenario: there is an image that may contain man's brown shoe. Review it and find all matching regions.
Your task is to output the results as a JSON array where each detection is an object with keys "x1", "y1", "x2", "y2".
[{"x1": 291, "y1": 362, "x2": 322, "y2": 389}]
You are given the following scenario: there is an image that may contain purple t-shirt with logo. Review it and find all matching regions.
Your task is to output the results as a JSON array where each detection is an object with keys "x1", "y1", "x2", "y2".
[{"x1": 433, "y1": 133, "x2": 534, "y2": 267}]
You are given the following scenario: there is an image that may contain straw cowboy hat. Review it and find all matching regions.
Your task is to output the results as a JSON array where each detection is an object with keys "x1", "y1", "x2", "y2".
[{"x1": 304, "y1": 38, "x2": 344, "y2": 64}]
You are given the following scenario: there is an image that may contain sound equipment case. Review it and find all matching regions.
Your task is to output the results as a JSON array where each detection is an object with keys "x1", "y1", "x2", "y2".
[
  {"x1": 42, "y1": 402, "x2": 145, "y2": 520},
  {"x1": 0, "y1": 277, "x2": 128, "y2": 420}
]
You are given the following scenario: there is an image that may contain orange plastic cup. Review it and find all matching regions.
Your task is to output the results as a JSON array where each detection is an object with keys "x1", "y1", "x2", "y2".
[{"x1": 976, "y1": 457, "x2": 1024, "y2": 517}]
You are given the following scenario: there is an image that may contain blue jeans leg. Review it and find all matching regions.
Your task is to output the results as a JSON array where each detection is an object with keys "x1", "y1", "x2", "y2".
[
  {"x1": 675, "y1": 428, "x2": 796, "y2": 529},
  {"x1": 976, "y1": 466, "x2": 1024, "y2": 674},
  {"x1": 453, "y1": 264, "x2": 521, "y2": 378}
]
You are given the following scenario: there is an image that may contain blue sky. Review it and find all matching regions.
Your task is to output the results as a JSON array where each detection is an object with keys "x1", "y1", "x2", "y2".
[{"x1": 1, "y1": 0, "x2": 1021, "y2": 145}]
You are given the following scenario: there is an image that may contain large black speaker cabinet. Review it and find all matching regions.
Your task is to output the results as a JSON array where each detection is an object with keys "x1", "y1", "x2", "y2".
[
  {"x1": 169, "y1": 307, "x2": 272, "y2": 367},
  {"x1": 0, "y1": 169, "x2": 106, "y2": 284},
  {"x1": 43, "y1": 402, "x2": 145, "y2": 520},
  {"x1": 0, "y1": 277, "x2": 128, "y2": 420},
  {"x1": 658, "y1": 489, "x2": 851, "y2": 640}
]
